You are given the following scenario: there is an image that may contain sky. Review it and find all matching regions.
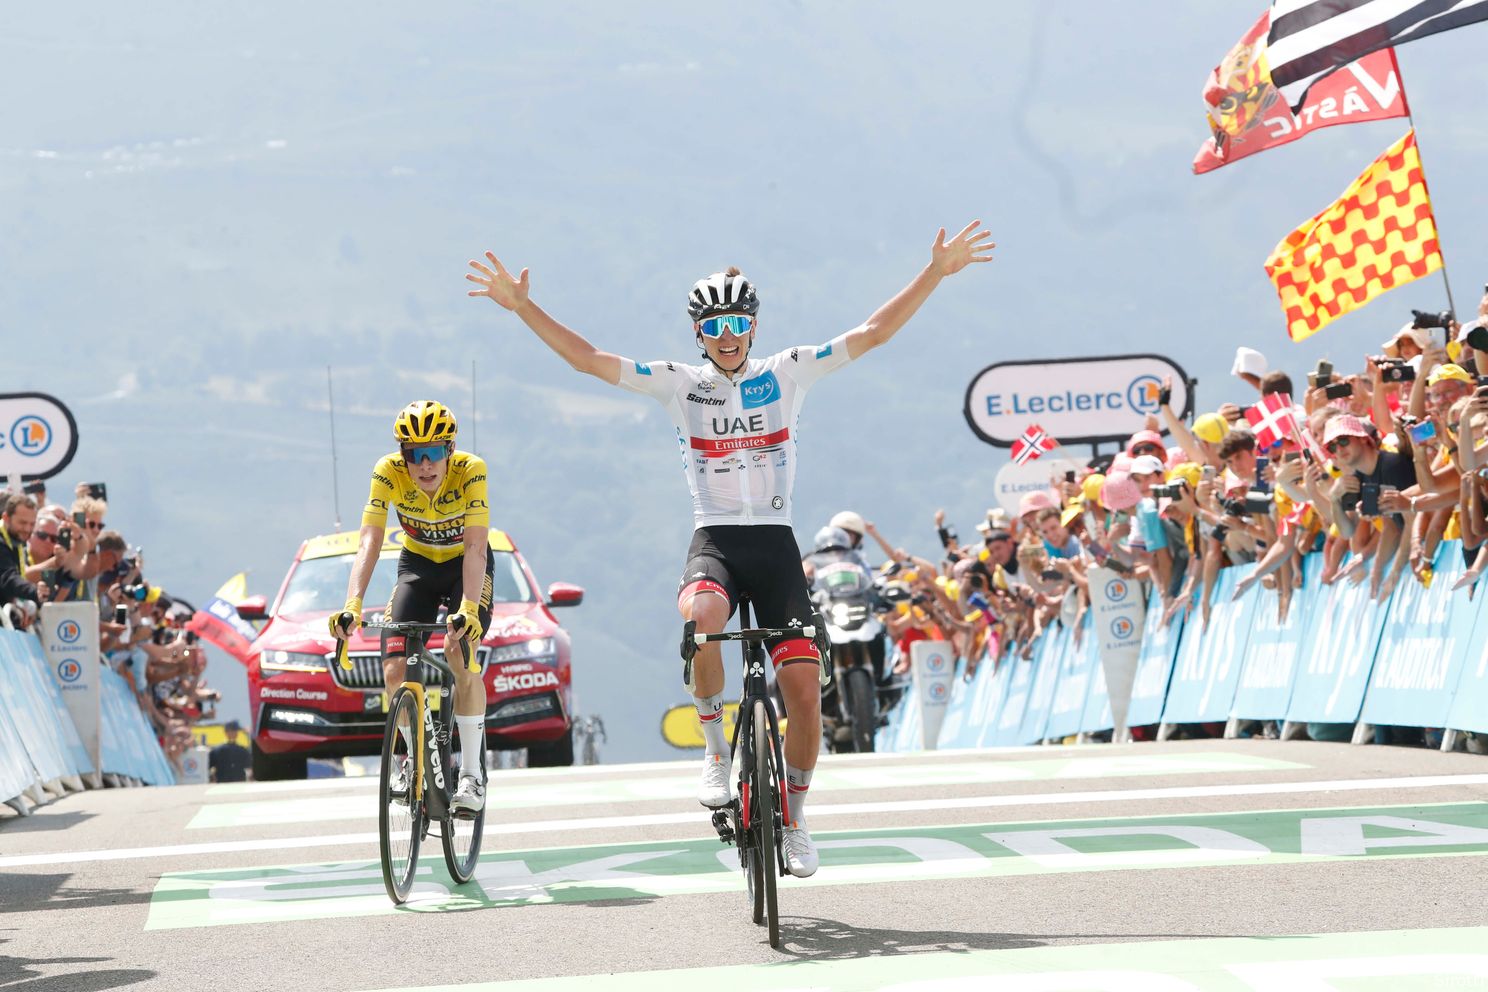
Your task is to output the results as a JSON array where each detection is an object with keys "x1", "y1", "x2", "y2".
[{"x1": 2, "y1": 2, "x2": 1484, "y2": 761}]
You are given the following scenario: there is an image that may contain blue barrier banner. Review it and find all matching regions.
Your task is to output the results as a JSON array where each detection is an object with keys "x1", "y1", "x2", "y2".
[
  {"x1": 933, "y1": 658, "x2": 976, "y2": 750},
  {"x1": 1128, "y1": 586, "x2": 1182, "y2": 728},
  {"x1": 0, "y1": 681, "x2": 37, "y2": 803},
  {"x1": 976, "y1": 653, "x2": 1020, "y2": 747},
  {"x1": 1080, "y1": 645, "x2": 1114, "y2": 735},
  {"x1": 963, "y1": 653, "x2": 1008, "y2": 748},
  {"x1": 98, "y1": 667, "x2": 174, "y2": 785},
  {"x1": 18, "y1": 631, "x2": 92, "y2": 775},
  {"x1": 988, "y1": 640, "x2": 1040, "y2": 746},
  {"x1": 1161, "y1": 565, "x2": 1257, "y2": 726},
  {"x1": 939, "y1": 651, "x2": 1001, "y2": 750},
  {"x1": 1231, "y1": 555, "x2": 1324, "y2": 721},
  {"x1": 1017, "y1": 622, "x2": 1068, "y2": 744},
  {"x1": 1283, "y1": 564, "x2": 1389, "y2": 725},
  {"x1": 1445, "y1": 582, "x2": 1488, "y2": 735},
  {"x1": 0, "y1": 631, "x2": 75, "y2": 785},
  {"x1": 1045, "y1": 616, "x2": 1097, "y2": 741},
  {"x1": 1360, "y1": 543, "x2": 1471, "y2": 729}
]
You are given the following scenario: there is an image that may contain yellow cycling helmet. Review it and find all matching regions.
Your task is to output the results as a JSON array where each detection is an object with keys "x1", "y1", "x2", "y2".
[{"x1": 393, "y1": 400, "x2": 458, "y2": 445}]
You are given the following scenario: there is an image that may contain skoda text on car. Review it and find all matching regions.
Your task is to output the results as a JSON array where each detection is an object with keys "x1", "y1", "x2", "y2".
[{"x1": 241, "y1": 528, "x2": 583, "y2": 779}]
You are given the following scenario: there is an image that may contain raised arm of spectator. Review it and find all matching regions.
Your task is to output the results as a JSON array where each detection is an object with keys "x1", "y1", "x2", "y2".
[
  {"x1": 1366, "y1": 358, "x2": 1392, "y2": 433},
  {"x1": 861, "y1": 520, "x2": 900, "y2": 563},
  {"x1": 468, "y1": 253, "x2": 624, "y2": 384},
  {"x1": 844, "y1": 222, "x2": 996, "y2": 360},
  {"x1": 1159, "y1": 375, "x2": 1206, "y2": 465}
]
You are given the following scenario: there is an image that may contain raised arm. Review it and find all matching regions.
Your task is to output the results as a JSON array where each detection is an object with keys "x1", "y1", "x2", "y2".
[
  {"x1": 845, "y1": 221, "x2": 995, "y2": 360},
  {"x1": 468, "y1": 252, "x2": 623, "y2": 385}
]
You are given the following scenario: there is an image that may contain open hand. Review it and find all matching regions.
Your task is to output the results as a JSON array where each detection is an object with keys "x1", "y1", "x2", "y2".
[
  {"x1": 931, "y1": 221, "x2": 996, "y2": 276},
  {"x1": 466, "y1": 252, "x2": 531, "y2": 311}
]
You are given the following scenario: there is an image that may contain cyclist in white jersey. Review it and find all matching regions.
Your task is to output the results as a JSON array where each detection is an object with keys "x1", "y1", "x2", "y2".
[{"x1": 466, "y1": 222, "x2": 995, "y2": 876}]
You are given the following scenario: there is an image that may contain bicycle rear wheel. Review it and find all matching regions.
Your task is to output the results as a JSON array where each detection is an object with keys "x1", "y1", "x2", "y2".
[
  {"x1": 379, "y1": 687, "x2": 424, "y2": 904},
  {"x1": 442, "y1": 732, "x2": 485, "y2": 884},
  {"x1": 753, "y1": 699, "x2": 780, "y2": 948}
]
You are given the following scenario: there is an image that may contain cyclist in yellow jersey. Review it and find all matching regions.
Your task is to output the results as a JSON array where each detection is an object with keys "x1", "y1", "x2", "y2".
[{"x1": 329, "y1": 400, "x2": 494, "y2": 813}]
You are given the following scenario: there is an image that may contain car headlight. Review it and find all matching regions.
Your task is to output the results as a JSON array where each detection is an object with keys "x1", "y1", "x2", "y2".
[
  {"x1": 487, "y1": 638, "x2": 556, "y2": 665},
  {"x1": 260, "y1": 650, "x2": 329, "y2": 675}
]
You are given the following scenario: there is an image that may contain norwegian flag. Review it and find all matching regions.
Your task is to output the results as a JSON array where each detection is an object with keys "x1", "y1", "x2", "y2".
[
  {"x1": 1010, "y1": 424, "x2": 1058, "y2": 465},
  {"x1": 1244, "y1": 393, "x2": 1299, "y2": 450}
]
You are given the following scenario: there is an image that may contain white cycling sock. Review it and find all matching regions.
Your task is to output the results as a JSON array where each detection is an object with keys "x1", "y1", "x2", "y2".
[
  {"x1": 456, "y1": 715, "x2": 484, "y2": 775},
  {"x1": 785, "y1": 764, "x2": 813, "y2": 827},
  {"x1": 695, "y1": 692, "x2": 728, "y2": 755},
  {"x1": 398, "y1": 723, "x2": 414, "y2": 758}
]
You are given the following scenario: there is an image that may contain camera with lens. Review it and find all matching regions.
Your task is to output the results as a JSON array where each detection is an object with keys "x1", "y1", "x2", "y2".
[
  {"x1": 1465, "y1": 322, "x2": 1488, "y2": 353},
  {"x1": 1372, "y1": 357, "x2": 1416, "y2": 383},
  {"x1": 1324, "y1": 380, "x2": 1354, "y2": 400},
  {"x1": 1308, "y1": 359, "x2": 1335, "y2": 389},
  {"x1": 1151, "y1": 482, "x2": 1186, "y2": 500},
  {"x1": 123, "y1": 583, "x2": 150, "y2": 601},
  {"x1": 910, "y1": 592, "x2": 932, "y2": 607},
  {"x1": 1411, "y1": 308, "x2": 1454, "y2": 330},
  {"x1": 1222, "y1": 491, "x2": 1273, "y2": 517}
]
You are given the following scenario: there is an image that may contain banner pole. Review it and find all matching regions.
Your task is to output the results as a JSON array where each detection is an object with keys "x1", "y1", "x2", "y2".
[{"x1": 1404, "y1": 116, "x2": 1458, "y2": 317}]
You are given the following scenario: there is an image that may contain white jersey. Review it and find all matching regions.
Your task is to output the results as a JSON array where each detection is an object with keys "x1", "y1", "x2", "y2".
[{"x1": 617, "y1": 334, "x2": 854, "y2": 528}]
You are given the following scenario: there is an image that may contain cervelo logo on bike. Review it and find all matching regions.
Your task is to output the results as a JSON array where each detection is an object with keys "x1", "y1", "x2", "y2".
[
  {"x1": 56, "y1": 619, "x2": 82, "y2": 644},
  {"x1": 425, "y1": 706, "x2": 444, "y2": 790},
  {"x1": 740, "y1": 371, "x2": 780, "y2": 410}
]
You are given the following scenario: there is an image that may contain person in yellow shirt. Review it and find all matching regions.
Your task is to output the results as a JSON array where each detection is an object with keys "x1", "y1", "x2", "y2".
[{"x1": 330, "y1": 400, "x2": 493, "y2": 814}]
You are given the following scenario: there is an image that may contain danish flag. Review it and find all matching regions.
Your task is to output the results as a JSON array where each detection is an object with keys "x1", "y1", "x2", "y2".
[
  {"x1": 1244, "y1": 393, "x2": 1298, "y2": 451},
  {"x1": 1010, "y1": 424, "x2": 1058, "y2": 465}
]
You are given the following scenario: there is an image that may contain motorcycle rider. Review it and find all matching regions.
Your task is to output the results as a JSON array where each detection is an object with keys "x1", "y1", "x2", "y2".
[{"x1": 804, "y1": 525, "x2": 884, "y2": 752}]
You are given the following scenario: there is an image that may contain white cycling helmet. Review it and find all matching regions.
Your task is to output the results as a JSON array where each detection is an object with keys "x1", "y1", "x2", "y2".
[
  {"x1": 829, "y1": 510, "x2": 865, "y2": 537},
  {"x1": 813, "y1": 525, "x2": 852, "y2": 554}
]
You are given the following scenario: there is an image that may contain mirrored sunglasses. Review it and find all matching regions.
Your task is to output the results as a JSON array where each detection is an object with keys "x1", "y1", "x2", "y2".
[
  {"x1": 401, "y1": 443, "x2": 449, "y2": 465},
  {"x1": 1325, "y1": 436, "x2": 1354, "y2": 454},
  {"x1": 698, "y1": 314, "x2": 753, "y2": 339}
]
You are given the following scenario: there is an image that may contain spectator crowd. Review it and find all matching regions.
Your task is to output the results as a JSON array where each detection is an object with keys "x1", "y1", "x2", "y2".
[
  {"x1": 1, "y1": 479, "x2": 223, "y2": 777},
  {"x1": 823, "y1": 286, "x2": 1488, "y2": 748}
]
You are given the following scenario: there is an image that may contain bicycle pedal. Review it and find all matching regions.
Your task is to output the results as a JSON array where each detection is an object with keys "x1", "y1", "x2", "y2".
[{"x1": 710, "y1": 809, "x2": 735, "y2": 844}]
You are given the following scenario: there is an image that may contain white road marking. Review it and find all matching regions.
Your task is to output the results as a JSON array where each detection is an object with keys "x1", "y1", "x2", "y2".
[{"x1": 7, "y1": 771, "x2": 1488, "y2": 869}]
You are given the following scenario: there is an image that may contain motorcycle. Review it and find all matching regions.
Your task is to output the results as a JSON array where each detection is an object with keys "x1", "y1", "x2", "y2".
[{"x1": 810, "y1": 557, "x2": 889, "y2": 754}]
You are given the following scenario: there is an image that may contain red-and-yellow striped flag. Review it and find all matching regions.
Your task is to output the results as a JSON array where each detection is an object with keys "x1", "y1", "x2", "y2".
[{"x1": 1264, "y1": 129, "x2": 1442, "y2": 342}]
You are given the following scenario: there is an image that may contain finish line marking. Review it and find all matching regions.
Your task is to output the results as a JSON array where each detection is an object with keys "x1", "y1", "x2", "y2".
[{"x1": 7, "y1": 772, "x2": 1488, "y2": 870}]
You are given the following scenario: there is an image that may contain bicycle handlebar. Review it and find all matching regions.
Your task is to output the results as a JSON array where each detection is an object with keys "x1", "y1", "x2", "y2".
[{"x1": 693, "y1": 625, "x2": 816, "y2": 646}]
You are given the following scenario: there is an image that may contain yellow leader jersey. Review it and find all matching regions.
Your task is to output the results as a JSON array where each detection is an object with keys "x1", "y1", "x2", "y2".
[{"x1": 361, "y1": 451, "x2": 490, "y2": 563}]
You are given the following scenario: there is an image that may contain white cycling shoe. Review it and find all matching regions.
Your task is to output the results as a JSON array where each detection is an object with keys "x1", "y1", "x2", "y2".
[
  {"x1": 387, "y1": 757, "x2": 410, "y2": 804},
  {"x1": 782, "y1": 822, "x2": 819, "y2": 878},
  {"x1": 451, "y1": 771, "x2": 485, "y2": 814},
  {"x1": 698, "y1": 753, "x2": 732, "y2": 808}
]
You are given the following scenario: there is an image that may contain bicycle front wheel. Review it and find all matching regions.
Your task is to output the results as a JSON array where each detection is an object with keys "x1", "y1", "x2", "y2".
[
  {"x1": 442, "y1": 736, "x2": 485, "y2": 884},
  {"x1": 379, "y1": 686, "x2": 424, "y2": 904},
  {"x1": 753, "y1": 699, "x2": 780, "y2": 948}
]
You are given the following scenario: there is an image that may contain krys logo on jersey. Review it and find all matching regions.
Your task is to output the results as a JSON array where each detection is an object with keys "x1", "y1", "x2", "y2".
[{"x1": 963, "y1": 355, "x2": 1191, "y2": 448}]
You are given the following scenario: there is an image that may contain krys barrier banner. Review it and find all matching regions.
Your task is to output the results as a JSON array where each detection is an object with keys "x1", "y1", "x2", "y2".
[
  {"x1": 1128, "y1": 586, "x2": 1183, "y2": 729},
  {"x1": 1044, "y1": 617, "x2": 1097, "y2": 741},
  {"x1": 963, "y1": 354, "x2": 1192, "y2": 448},
  {"x1": 1231, "y1": 554, "x2": 1323, "y2": 722},
  {"x1": 0, "y1": 392, "x2": 78, "y2": 481},
  {"x1": 1284, "y1": 567, "x2": 1389, "y2": 726},
  {"x1": 1161, "y1": 565, "x2": 1258, "y2": 727}
]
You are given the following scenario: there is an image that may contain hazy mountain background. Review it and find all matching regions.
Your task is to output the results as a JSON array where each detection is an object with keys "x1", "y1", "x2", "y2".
[{"x1": 3, "y1": 3, "x2": 1484, "y2": 762}]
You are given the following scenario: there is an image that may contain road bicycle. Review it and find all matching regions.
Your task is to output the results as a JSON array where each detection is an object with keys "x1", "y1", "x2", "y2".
[
  {"x1": 681, "y1": 600, "x2": 821, "y2": 949},
  {"x1": 339, "y1": 619, "x2": 485, "y2": 905}
]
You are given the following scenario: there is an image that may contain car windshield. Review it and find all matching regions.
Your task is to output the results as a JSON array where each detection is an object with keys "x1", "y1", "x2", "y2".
[{"x1": 277, "y1": 551, "x2": 535, "y2": 617}]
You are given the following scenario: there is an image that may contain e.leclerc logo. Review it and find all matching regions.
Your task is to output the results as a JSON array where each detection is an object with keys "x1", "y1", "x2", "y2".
[
  {"x1": 1110, "y1": 616, "x2": 1135, "y2": 639},
  {"x1": 1126, "y1": 375, "x2": 1162, "y2": 415},
  {"x1": 9, "y1": 415, "x2": 52, "y2": 457},
  {"x1": 980, "y1": 375, "x2": 1165, "y2": 419},
  {"x1": 925, "y1": 652, "x2": 947, "y2": 673},
  {"x1": 1104, "y1": 578, "x2": 1129, "y2": 601},
  {"x1": 56, "y1": 659, "x2": 82, "y2": 683},
  {"x1": 56, "y1": 618, "x2": 82, "y2": 643},
  {"x1": 740, "y1": 371, "x2": 780, "y2": 410},
  {"x1": 928, "y1": 682, "x2": 949, "y2": 702}
]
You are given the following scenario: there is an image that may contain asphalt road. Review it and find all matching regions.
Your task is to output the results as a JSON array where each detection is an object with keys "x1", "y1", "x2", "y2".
[{"x1": 4, "y1": 739, "x2": 1488, "y2": 991}]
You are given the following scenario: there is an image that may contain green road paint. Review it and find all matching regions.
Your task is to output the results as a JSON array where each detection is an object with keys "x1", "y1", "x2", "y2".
[
  {"x1": 355, "y1": 926, "x2": 1488, "y2": 991},
  {"x1": 187, "y1": 752, "x2": 1307, "y2": 829},
  {"x1": 148, "y1": 801, "x2": 1488, "y2": 930}
]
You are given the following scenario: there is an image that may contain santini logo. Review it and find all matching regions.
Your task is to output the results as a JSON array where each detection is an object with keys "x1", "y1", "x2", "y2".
[{"x1": 686, "y1": 392, "x2": 725, "y2": 406}]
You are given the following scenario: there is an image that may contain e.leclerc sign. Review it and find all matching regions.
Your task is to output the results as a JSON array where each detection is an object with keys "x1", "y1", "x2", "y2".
[
  {"x1": 963, "y1": 353, "x2": 1192, "y2": 448},
  {"x1": 0, "y1": 393, "x2": 79, "y2": 481}
]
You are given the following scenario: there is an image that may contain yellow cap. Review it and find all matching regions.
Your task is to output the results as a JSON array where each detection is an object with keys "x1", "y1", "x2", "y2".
[
  {"x1": 1427, "y1": 363, "x2": 1472, "y2": 387},
  {"x1": 1167, "y1": 462, "x2": 1202, "y2": 490},
  {"x1": 1081, "y1": 473, "x2": 1106, "y2": 503},
  {"x1": 1193, "y1": 412, "x2": 1227, "y2": 444},
  {"x1": 1060, "y1": 504, "x2": 1082, "y2": 528}
]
